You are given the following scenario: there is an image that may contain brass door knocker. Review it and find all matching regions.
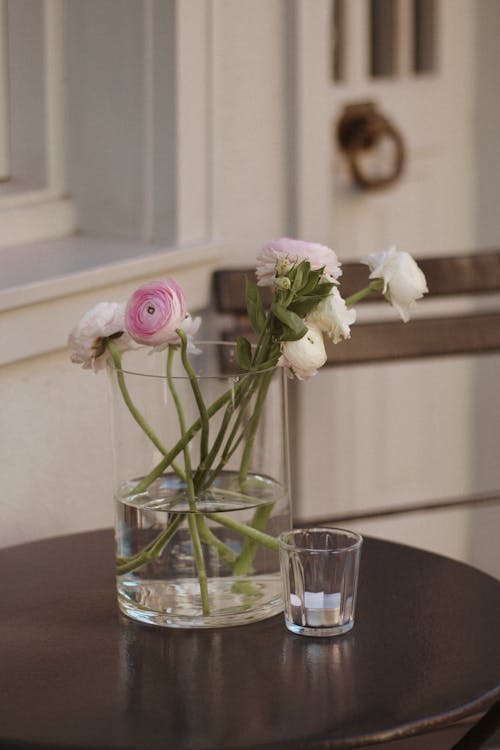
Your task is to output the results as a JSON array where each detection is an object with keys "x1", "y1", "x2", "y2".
[{"x1": 336, "y1": 102, "x2": 406, "y2": 191}]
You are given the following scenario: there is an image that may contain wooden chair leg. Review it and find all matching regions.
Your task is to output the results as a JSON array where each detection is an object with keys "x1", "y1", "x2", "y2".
[{"x1": 449, "y1": 702, "x2": 500, "y2": 749}]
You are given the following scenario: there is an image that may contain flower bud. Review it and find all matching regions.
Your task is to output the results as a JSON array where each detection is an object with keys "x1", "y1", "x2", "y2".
[{"x1": 275, "y1": 276, "x2": 292, "y2": 290}]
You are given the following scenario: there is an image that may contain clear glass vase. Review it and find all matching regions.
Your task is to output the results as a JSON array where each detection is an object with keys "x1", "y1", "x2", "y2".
[{"x1": 108, "y1": 342, "x2": 291, "y2": 628}]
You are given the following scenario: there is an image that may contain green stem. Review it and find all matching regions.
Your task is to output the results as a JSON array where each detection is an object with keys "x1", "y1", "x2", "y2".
[
  {"x1": 200, "y1": 411, "x2": 252, "y2": 492},
  {"x1": 177, "y1": 329, "x2": 210, "y2": 465},
  {"x1": 200, "y1": 344, "x2": 280, "y2": 494},
  {"x1": 197, "y1": 522, "x2": 238, "y2": 565},
  {"x1": 188, "y1": 514, "x2": 210, "y2": 614},
  {"x1": 193, "y1": 375, "x2": 245, "y2": 491},
  {"x1": 232, "y1": 503, "x2": 274, "y2": 576},
  {"x1": 167, "y1": 344, "x2": 210, "y2": 615},
  {"x1": 238, "y1": 369, "x2": 274, "y2": 482},
  {"x1": 205, "y1": 512, "x2": 279, "y2": 552},
  {"x1": 232, "y1": 376, "x2": 276, "y2": 575},
  {"x1": 116, "y1": 513, "x2": 185, "y2": 575},
  {"x1": 129, "y1": 385, "x2": 238, "y2": 494},
  {"x1": 251, "y1": 328, "x2": 272, "y2": 368},
  {"x1": 108, "y1": 340, "x2": 170, "y2": 457},
  {"x1": 107, "y1": 341, "x2": 185, "y2": 482},
  {"x1": 345, "y1": 279, "x2": 384, "y2": 307},
  {"x1": 199, "y1": 370, "x2": 276, "y2": 573},
  {"x1": 170, "y1": 460, "x2": 186, "y2": 482},
  {"x1": 233, "y1": 361, "x2": 278, "y2": 573},
  {"x1": 199, "y1": 376, "x2": 259, "y2": 491},
  {"x1": 205, "y1": 486, "x2": 271, "y2": 504}
]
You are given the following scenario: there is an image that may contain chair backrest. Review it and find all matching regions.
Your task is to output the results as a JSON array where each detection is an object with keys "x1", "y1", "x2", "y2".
[
  {"x1": 213, "y1": 250, "x2": 500, "y2": 365},
  {"x1": 212, "y1": 250, "x2": 500, "y2": 525}
]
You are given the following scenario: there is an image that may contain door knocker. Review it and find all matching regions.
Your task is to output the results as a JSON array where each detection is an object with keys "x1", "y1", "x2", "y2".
[{"x1": 336, "y1": 102, "x2": 406, "y2": 191}]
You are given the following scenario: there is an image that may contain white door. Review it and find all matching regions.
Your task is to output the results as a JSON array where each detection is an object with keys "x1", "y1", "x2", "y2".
[
  {"x1": 293, "y1": 0, "x2": 476, "y2": 254},
  {"x1": 290, "y1": 0, "x2": 498, "y2": 571}
]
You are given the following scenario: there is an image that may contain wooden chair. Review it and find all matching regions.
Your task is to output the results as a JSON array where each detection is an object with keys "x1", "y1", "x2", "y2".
[{"x1": 212, "y1": 250, "x2": 500, "y2": 525}]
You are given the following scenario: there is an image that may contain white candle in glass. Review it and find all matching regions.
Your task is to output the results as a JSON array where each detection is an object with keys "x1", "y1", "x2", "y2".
[{"x1": 290, "y1": 591, "x2": 342, "y2": 627}]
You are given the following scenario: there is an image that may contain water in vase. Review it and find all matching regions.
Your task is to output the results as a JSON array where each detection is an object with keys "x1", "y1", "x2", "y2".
[{"x1": 115, "y1": 471, "x2": 289, "y2": 628}]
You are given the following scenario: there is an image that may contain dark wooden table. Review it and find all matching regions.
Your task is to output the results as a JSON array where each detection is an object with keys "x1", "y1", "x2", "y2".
[{"x1": 1, "y1": 529, "x2": 499, "y2": 750}]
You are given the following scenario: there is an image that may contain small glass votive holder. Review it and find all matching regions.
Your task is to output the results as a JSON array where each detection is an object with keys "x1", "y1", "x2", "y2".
[{"x1": 278, "y1": 527, "x2": 363, "y2": 637}]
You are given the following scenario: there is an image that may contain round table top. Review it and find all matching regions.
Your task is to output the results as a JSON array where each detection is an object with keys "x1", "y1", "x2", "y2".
[{"x1": 1, "y1": 529, "x2": 499, "y2": 750}]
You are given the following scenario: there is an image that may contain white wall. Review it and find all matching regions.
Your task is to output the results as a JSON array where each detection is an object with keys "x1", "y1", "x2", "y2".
[
  {"x1": 211, "y1": 0, "x2": 288, "y2": 258},
  {"x1": 475, "y1": 0, "x2": 500, "y2": 249},
  {"x1": 0, "y1": 351, "x2": 113, "y2": 548},
  {"x1": 0, "y1": 0, "x2": 289, "y2": 547},
  {"x1": 1, "y1": 1, "x2": 500, "y2": 582}
]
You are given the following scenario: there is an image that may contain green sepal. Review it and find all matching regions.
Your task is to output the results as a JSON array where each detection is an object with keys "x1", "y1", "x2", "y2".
[
  {"x1": 290, "y1": 298, "x2": 324, "y2": 319},
  {"x1": 236, "y1": 335, "x2": 253, "y2": 370},
  {"x1": 245, "y1": 278, "x2": 267, "y2": 334},
  {"x1": 299, "y1": 267, "x2": 326, "y2": 295},
  {"x1": 271, "y1": 302, "x2": 307, "y2": 341},
  {"x1": 107, "y1": 330, "x2": 124, "y2": 341},
  {"x1": 306, "y1": 277, "x2": 335, "y2": 298},
  {"x1": 280, "y1": 327, "x2": 308, "y2": 342}
]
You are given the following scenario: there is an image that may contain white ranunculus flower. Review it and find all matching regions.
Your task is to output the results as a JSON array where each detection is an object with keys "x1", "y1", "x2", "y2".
[
  {"x1": 364, "y1": 246, "x2": 428, "y2": 322},
  {"x1": 278, "y1": 323, "x2": 327, "y2": 380},
  {"x1": 152, "y1": 312, "x2": 202, "y2": 354},
  {"x1": 307, "y1": 287, "x2": 357, "y2": 344},
  {"x1": 68, "y1": 301, "x2": 130, "y2": 371}
]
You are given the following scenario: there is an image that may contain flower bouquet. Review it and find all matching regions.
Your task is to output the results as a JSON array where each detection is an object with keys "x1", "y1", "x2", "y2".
[{"x1": 69, "y1": 239, "x2": 427, "y2": 628}]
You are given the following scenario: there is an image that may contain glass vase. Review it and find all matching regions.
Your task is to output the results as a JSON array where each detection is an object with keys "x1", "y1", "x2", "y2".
[{"x1": 108, "y1": 342, "x2": 291, "y2": 628}]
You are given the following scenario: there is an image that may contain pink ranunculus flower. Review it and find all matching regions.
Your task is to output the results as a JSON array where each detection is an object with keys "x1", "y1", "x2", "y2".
[
  {"x1": 278, "y1": 323, "x2": 327, "y2": 380},
  {"x1": 256, "y1": 237, "x2": 342, "y2": 287},
  {"x1": 68, "y1": 301, "x2": 129, "y2": 371},
  {"x1": 125, "y1": 279, "x2": 187, "y2": 346}
]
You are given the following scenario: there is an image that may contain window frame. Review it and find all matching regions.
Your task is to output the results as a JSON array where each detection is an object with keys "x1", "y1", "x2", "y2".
[{"x1": 0, "y1": 0, "x2": 230, "y2": 366}]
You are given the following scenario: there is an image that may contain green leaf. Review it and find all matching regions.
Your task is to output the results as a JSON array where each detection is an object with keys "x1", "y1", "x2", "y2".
[
  {"x1": 256, "y1": 343, "x2": 282, "y2": 369},
  {"x1": 289, "y1": 285, "x2": 329, "y2": 318},
  {"x1": 271, "y1": 302, "x2": 307, "y2": 341},
  {"x1": 236, "y1": 336, "x2": 253, "y2": 370},
  {"x1": 291, "y1": 260, "x2": 311, "y2": 292},
  {"x1": 245, "y1": 278, "x2": 267, "y2": 334},
  {"x1": 255, "y1": 353, "x2": 281, "y2": 370}
]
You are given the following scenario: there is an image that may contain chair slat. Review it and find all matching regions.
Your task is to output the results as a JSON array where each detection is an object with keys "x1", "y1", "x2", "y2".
[
  {"x1": 213, "y1": 250, "x2": 500, "y2": 314},
  {"x1": 324, "y1": 312, "x2": 500, "y2": 365},
  {"x1": 212, "y1": 251, "x2": 500, "y2": 522},
  {"x1": 214, "y1": 251, "x2": 500, "y2": 363},
  {"x1": 213, "y1": 269, "x2": 269, "y2": 315},
  {"x1": 295, "y1": 489, "x2": 500, "y2": 527},
  {"x1": 418, "y1": 250, "x2": 500, "y2": 296}
]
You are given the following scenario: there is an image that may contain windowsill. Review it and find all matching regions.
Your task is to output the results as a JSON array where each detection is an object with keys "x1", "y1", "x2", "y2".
[{"x1": 1, "y1": 234, "x2": 230, "y2": 366}]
